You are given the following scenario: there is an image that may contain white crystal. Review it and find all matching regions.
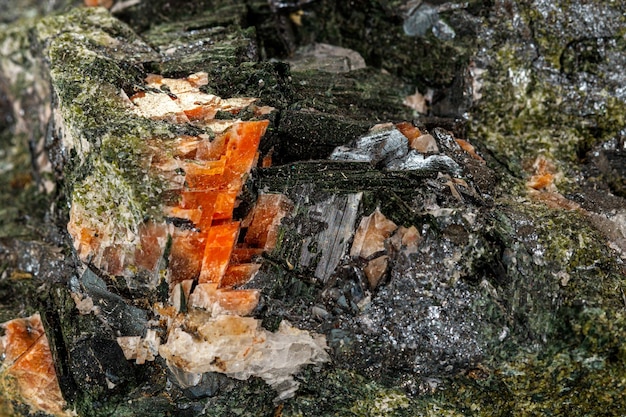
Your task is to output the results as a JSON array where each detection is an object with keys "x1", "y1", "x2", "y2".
[
  {"x1": 159, "y1": 315, "x2": 329, "y2": 401},
  {"x1": 117, "y1": 329, "x2": 160, "y2": 364}
]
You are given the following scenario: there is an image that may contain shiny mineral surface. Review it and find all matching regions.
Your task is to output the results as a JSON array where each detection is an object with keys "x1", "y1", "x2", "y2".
[{"x1": 1, "y1": 1, "x2": 626, "y2": 417}]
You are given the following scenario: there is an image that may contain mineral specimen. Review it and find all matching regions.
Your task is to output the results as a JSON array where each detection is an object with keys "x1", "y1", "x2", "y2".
[
  {"x1": 0, "y1": 315, "x2": 73, "y2": 417},
  {"x1": 158, "y1": 315, "x2": 329, "y2": 403},
  {"x1": 2, "y1": 1, "x2": 626, "y2": 416},
  {"x1": 66, "y1": 71, "x2": 330, "y2": 399},
  {"x1": 27, "y1": 29, "x2": 328, "y2": 399},
  {"x1": 330, "y1": 122, "x2": 468, "y2": 176},
  {"x1": 67, "y1": 72, "x2": 275, "y2": 286}
]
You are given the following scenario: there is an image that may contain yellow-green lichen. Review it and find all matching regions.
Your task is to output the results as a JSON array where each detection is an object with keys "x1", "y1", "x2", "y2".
[
  {"x1": 471, "y1": 49, "x2": 584, "y2": 175},
  {"x1": 72, "y1": 155, "x2": 160, "y2": 245},
  {"x1": 0, "y1": 372, "x2": 19, "y2": 417},
  {"x1": 471, "y1": 2, "x2": 626, "y2": 191},
  {"x1": 350, "y1": 390, "x2": 410, "y2": 417}
]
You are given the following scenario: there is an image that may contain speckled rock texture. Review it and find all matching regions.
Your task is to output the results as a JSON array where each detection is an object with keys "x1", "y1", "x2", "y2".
[{"x1": 1, "y1": 1, "x2": 625, "y2": 416}]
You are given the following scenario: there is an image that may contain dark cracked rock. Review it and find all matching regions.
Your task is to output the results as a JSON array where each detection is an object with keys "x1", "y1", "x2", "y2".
[{"x1": 0, "y1": 1, "x2": 625, "y2": 416}]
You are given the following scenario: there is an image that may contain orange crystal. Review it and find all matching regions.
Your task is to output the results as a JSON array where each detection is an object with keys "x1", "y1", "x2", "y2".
[
  {"x1": 189, "y1": 283, "x2": 260, "y2": 316},
  {"x1": 199, "y1": 222, "x2": 240, "y2": 284},
  {"x1": 526, "y1": 156, "x2": 557, "y2": 191},
  {"x1": 135, "y1": 222, "x2": 168, "y2": 271},
  {"x1": 1, "y1": 314, "x2": 71, "y2": 417},
  {"x1": 169, "y1": 229, "x2": 206, "y2": 283},
  {"x1": 395, "y1": 121, "x2": 421, "y2": 141},
  {"x1": 350, "y1": 208, "x2": 398, "y2": 259},
  {"x1": 455, "y1": 138, "x2": 485, "y2": 164},
  {"x1": 243, "y1": 194, "x2": 294, "y2": 251},
  {"x1": 221, "y1": 264, "x2": 262, "y2": 288},
  {"x1": 163, "y1": 119, "x2": 286, "y2": 314},
  {"x1": 70, "y1": 72, "x2": 288, "y2": 317}
]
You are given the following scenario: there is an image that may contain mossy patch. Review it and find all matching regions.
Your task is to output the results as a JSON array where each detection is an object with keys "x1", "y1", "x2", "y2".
[{"x1": 471, "y1": 3, "x2": 626, "y2": 183}]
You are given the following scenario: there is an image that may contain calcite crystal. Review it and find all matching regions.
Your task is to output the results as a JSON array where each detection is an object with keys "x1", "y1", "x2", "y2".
[
  {"x1": 159, "y1": 315, "x2": 329, "y2": 402},
  {"x1": 0, "y1": 314, "x2": 73, "y2": 417},
  {"x1": 116, "y1": 329, "x2": 160, "y2": 365},
  {"x1": 129, "y1": 73, "x2": 260, "y2": 129},
  {"x1": 65, "y1": 70, "x2": 328, "y2": 400},
  {"x1": 350, "y1": 208, "x2": 422, "y2": 289}
]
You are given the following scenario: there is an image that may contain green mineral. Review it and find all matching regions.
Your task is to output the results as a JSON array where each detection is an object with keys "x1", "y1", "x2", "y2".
[{"x1": 0, "y1": 1, "x2": 625, "y2": 416}]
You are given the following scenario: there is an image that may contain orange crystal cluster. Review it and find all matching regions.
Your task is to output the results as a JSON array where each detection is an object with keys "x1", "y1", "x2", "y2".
[
  {"x1": 68, "y1": 72, "x2": 292, "y2": 316},
  {"x1": 133, "y1": 74, "x2": 293, "y2": 315},
  {"x1": 164, "y1": 121, "x2": 292, "y2": 316},
  {"x1": 0, "y1": 314, "x2": 71, "y2": 417}
]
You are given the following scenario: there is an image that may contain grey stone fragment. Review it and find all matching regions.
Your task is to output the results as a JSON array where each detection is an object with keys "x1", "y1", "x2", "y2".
[
  {"x1": 386, "y1": 150, "x2": 461, "y2": 176},
  {"x1": 330, "y1": 127, "x2": 408, "y2": 166},
  {"x1": 298, "y1": 192, "x2": 362, "y2": 282},
  {"x1": 328, "y1": 146, "x2": 373, "y2": 163},
  {"x1": 80, "y1": 269, "x2": 148, "y2": 336},
  {"x1": 286, "y1": 43, "x2": 367, "y2": 73},
  {"x1": 403, "y1": 2, "x2": 439, "y2": 37}
]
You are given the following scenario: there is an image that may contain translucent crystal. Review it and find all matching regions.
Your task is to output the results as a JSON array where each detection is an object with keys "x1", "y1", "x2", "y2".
[
  {"x1": 0, "y1": 314, "x2": 74, "y2": 417},
  {"x1": 159, "y1": 316, "x2": 329, "y2": 401},
  {"x1": 350, "y1": 208, "x2": 398, "y2": 259}
]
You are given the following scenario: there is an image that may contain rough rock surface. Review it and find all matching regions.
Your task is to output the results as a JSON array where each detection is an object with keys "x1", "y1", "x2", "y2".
[{"x1": 1, "y1": 1, "x2": 625, "y2": 416}]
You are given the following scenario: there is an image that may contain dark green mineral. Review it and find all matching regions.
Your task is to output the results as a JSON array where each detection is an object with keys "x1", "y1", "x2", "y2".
[{"x1": 1, "y1": 1, "x2": 625, "y2": 416}]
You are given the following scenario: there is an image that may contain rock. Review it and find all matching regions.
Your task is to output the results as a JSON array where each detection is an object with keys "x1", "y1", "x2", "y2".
[{"x1": 0, "y1": 1, "x2": 625, "y2": 416}]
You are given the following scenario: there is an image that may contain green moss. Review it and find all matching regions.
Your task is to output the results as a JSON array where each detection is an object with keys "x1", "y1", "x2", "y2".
[
  {"x1": 471, "y1": 7, "x2": 626, "y2": 182},
  {"x1": 282, "y1": 368, "x2": 407, "y2": 417},
  {"x1": 520, "y1": 1, "x2": 626, "y2": 70},
  {"x1": 463, "y1": 309, "x2": 626, "y2": 416},
  {"x1": 99, "y1": 134, "x2": 164, "y2": 215},
  {"x1": 30, "y1": 8, "x2": 199, "y2": 250},
  {"x1": 483, "y1": 201, "x2": 623, "y2": 342},
  {"x1": 349, "y1": 391, "x2": 410, "y2": 417},
  {"x1": 517, "y1": 204, "x2": 624, "y2": 313},
  {"x1": 193, "y1": 376, "x2": 275, "y2": 417},
  {"x1": 390, "y1": 305, "x2": 626, "y2": 416}
]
